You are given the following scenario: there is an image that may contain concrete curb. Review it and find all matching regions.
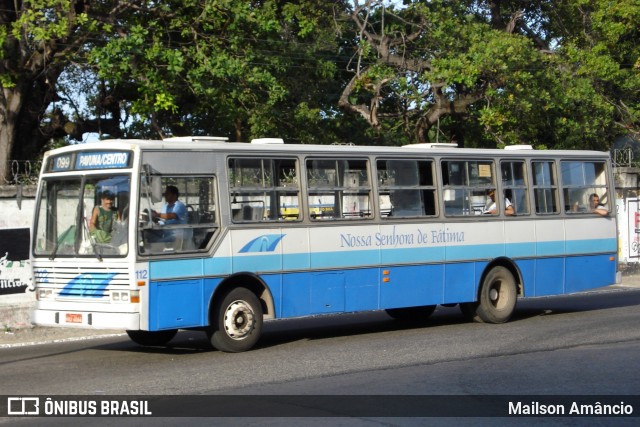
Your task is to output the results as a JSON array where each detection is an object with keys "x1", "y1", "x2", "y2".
[{"x1": 0, "y1": 332, "x2": 127, "y2": 349}]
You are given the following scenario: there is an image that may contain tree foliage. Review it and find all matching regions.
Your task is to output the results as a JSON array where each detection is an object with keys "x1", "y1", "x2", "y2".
[
  {"x1": 0, "y1": 0, "x2": 136, "y2": 181},
  {"x1": 89, "y1": 0, "x2": 349, "y2": 142},
  {"x1": 339, "y1": 0, "x2": 639, "y2": 149},
  {"x1": 0, "y1": 0, "x2": 638, "y2": 181}
]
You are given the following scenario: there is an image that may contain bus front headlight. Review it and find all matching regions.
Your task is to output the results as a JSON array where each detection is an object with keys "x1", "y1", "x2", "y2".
[
  {"x1": 36, "y1": 289, "x2": 53, "y2": 300},
  {"x1": 111, "y1": 290, "x2": 139, "y2": 303}
]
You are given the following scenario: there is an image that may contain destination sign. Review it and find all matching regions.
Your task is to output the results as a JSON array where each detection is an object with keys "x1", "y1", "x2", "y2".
[
  {"x1": 49, "y1": 154, "x2": 73, "y2": 172},
  {"x1": 75, "y1": 152, "x2": 131, "y2": 170},
  {"x1": 46, "y1": 151, "x2": 132, "y2": 172}
]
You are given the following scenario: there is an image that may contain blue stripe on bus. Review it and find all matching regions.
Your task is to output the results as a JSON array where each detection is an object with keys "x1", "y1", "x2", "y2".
[
  {"x1": 148, "y1": 238, "x2": 617, "y2": 279},
  {"x1": 150, "y1": 258, "x2": 205, "y2": 278},
  {"x1": 445, "y1": 243, "x2": 505, "y2": 260},
  {"x1": 505, "y1": 242, "x2": 536, "y2": 258},
  {"x1": 565, "y1": 238, "x2": 615, "y2": 254},
  {"x1": 233, "y1": 254, "x2": 282, "y2": 271},
  {"x1": 146, "y1": 252, "x2": 617, "y2": 330},
  {"x1": 283, "y1": 253, "x2": 310, "y2": 270},
  {"x1": 535, "y1": 240, "x2": 566, "y2": 256}
]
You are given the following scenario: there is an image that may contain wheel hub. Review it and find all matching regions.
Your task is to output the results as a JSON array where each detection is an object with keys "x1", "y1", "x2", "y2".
[{"x1": 223, "y1": 300, "x2": 254, "y2": 340}]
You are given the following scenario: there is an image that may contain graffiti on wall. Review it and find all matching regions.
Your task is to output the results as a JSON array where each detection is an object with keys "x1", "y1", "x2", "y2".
[
  {"x1": 0, "y1": 253, "x2": 32, "y2": 296},
  {"x1": 0, "y1": 228, "x2": 32, "y2": 296}
]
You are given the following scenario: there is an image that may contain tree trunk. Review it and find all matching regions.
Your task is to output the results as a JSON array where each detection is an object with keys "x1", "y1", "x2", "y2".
[{"x1": 0, "y1": 85, "x2": 24, "y2": 183}]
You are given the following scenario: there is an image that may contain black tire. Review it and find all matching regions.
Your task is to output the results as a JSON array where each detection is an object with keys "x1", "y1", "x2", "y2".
[
  {"x1": 459, "y1": 301, "x2": 480, "y2": 322},
  {"x1": 208, "y1": 287, "x2": 263, "y2": 352},
  {"x1": 126, "y1": 329, "x2": 177, "y2": 346},
  {"x1": 385, "y1": 305, "x2": 436, "y2": 320},
  {"x1": 475, "y1": 266, "x2": 518, "y2": 323}
]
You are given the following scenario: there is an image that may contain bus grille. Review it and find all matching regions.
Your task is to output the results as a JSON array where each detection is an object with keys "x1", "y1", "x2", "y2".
[{"x1": 33, "y1": 263, "x2": 129, "y2": 300}]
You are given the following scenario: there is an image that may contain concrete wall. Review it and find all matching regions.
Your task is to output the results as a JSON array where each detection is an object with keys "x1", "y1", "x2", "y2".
[{"x1": 0, "y1": 185, "x2": 36, "y2": 329}]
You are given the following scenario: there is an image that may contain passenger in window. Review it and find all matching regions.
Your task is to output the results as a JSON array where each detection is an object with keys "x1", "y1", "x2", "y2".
[
  {"x1": 90, "y1": 191, "x2": 120, "y2": 243},
  {"x1": 483, "y1": 189, "x2": 514, "y2": 216},
  {"x1": 589, "y1": 193, "x2": 608, "y2": 216},
  {"x1": 146, "y1": 185, "x2": 188, "y2": 247},
  {"x1": 152, "y1": 185, "x2": 187, "y2": 225}
]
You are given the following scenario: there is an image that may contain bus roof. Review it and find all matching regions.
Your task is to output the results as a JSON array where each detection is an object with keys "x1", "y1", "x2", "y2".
[{"x1": 47, "y1": 137, "x2": 611, "y2": 159}]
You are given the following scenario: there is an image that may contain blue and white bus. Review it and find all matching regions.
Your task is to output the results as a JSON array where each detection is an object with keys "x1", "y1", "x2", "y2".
[{"x1": 31, "y1": 137, "x2": 619, "y2": 352}]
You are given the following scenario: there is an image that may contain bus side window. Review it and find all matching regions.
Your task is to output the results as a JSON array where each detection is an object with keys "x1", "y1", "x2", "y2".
[
  {"x1": 561, "y1": 161, "x2": 609, "y2": 215},
  {"x1": 532, "y1": 161, "x2": 559, "y2": 214},
  {"x1": 501, "y1": 161, "x2": 529, "y2": 216},
  {"x1": 377, "y1": 159, "x2": 436, "y2": 218},
  {"x1": 307, "y1": 158, "x2": 371, "y2": 220},
  {"x1": 441, "y1": 160, "x2": 494, "y2": 216},
  {"x1": 139, "y1": 175, "x2": 218, "y2": 254},
  {"x1": 228, "y1": 157, "x2": 300, "y2": 222}
]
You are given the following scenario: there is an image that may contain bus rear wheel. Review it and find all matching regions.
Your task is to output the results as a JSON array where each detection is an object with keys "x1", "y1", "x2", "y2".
[
  {"x1": 126, "y1": 329, "x2": 177, "y2": 346},
  {"x1": 208, "y1": 287, "x2": 263, "y2": 353},
  {"x1": 385, "y1": 305, "x2": 436, "y2": 320},
  {"x1": 473, "y1": 266, "x2": 517, "y2": 323}
]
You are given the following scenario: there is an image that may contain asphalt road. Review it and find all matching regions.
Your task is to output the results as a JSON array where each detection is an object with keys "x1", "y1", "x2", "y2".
[{"x1": 1, "y1": 284, "x2": 639, "y2": 426}]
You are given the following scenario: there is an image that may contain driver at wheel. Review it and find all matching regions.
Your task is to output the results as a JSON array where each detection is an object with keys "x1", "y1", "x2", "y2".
[
  {"x1": 152, "y1": 185, "x2": 187, "y2": 225},
  {"x1": 146, "y1": 185, "x2": 187, "y2": 244}
]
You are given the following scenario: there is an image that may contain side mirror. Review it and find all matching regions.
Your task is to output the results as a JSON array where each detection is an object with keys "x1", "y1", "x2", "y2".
[{"x1": 151, "y1": 176, "x2": 163, "y2": 203}]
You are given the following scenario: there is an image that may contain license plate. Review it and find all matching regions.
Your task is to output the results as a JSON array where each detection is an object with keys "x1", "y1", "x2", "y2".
[{"x1": 65, "y1": 313, "x2": 82, "y2": 324}]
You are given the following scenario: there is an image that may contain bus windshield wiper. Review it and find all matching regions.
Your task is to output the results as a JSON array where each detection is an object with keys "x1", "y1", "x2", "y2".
[
  {"x1": 82, "y1": 217, "x2": 102, "y2": 262},
  {"x1": 48, "y1": 225, "x2": 73, "y2": 261}
]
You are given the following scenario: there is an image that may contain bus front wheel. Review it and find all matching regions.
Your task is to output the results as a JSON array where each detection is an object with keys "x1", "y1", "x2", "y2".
[
  {"x1": 126, "y1": 329, "x2": 177, "y2": 346},
  {"x1": 474, "y1": 266, "x2": 517, "y2": 323},
  {"x1": 208, "y1": 287, "x2": 263, "y2": 352}
]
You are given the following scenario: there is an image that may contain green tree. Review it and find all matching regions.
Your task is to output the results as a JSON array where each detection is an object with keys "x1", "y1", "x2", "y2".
[
  {"x1": 475, "y1": 0, "x2": 640, "y2": 149},
  {"x1": 339, "y1": 0, "x2": 639, "y2": 149},
  {"x1": 0, "y1": 0, "x2": 137, "y2": 182},
  {"x1": 2, "y1": 0, "x2": 638, "y2": 185},
  {"x1": 0, "y1": 0, "x2": 349, "y2": 182},
  {"x1": 89, "y1": 0, "x2": 349, "y2": 143}
]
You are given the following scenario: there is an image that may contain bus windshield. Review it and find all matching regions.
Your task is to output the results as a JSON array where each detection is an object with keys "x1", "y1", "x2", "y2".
[{"x1": 33, "y1": 175, "x2": 131, "y2": 258}]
